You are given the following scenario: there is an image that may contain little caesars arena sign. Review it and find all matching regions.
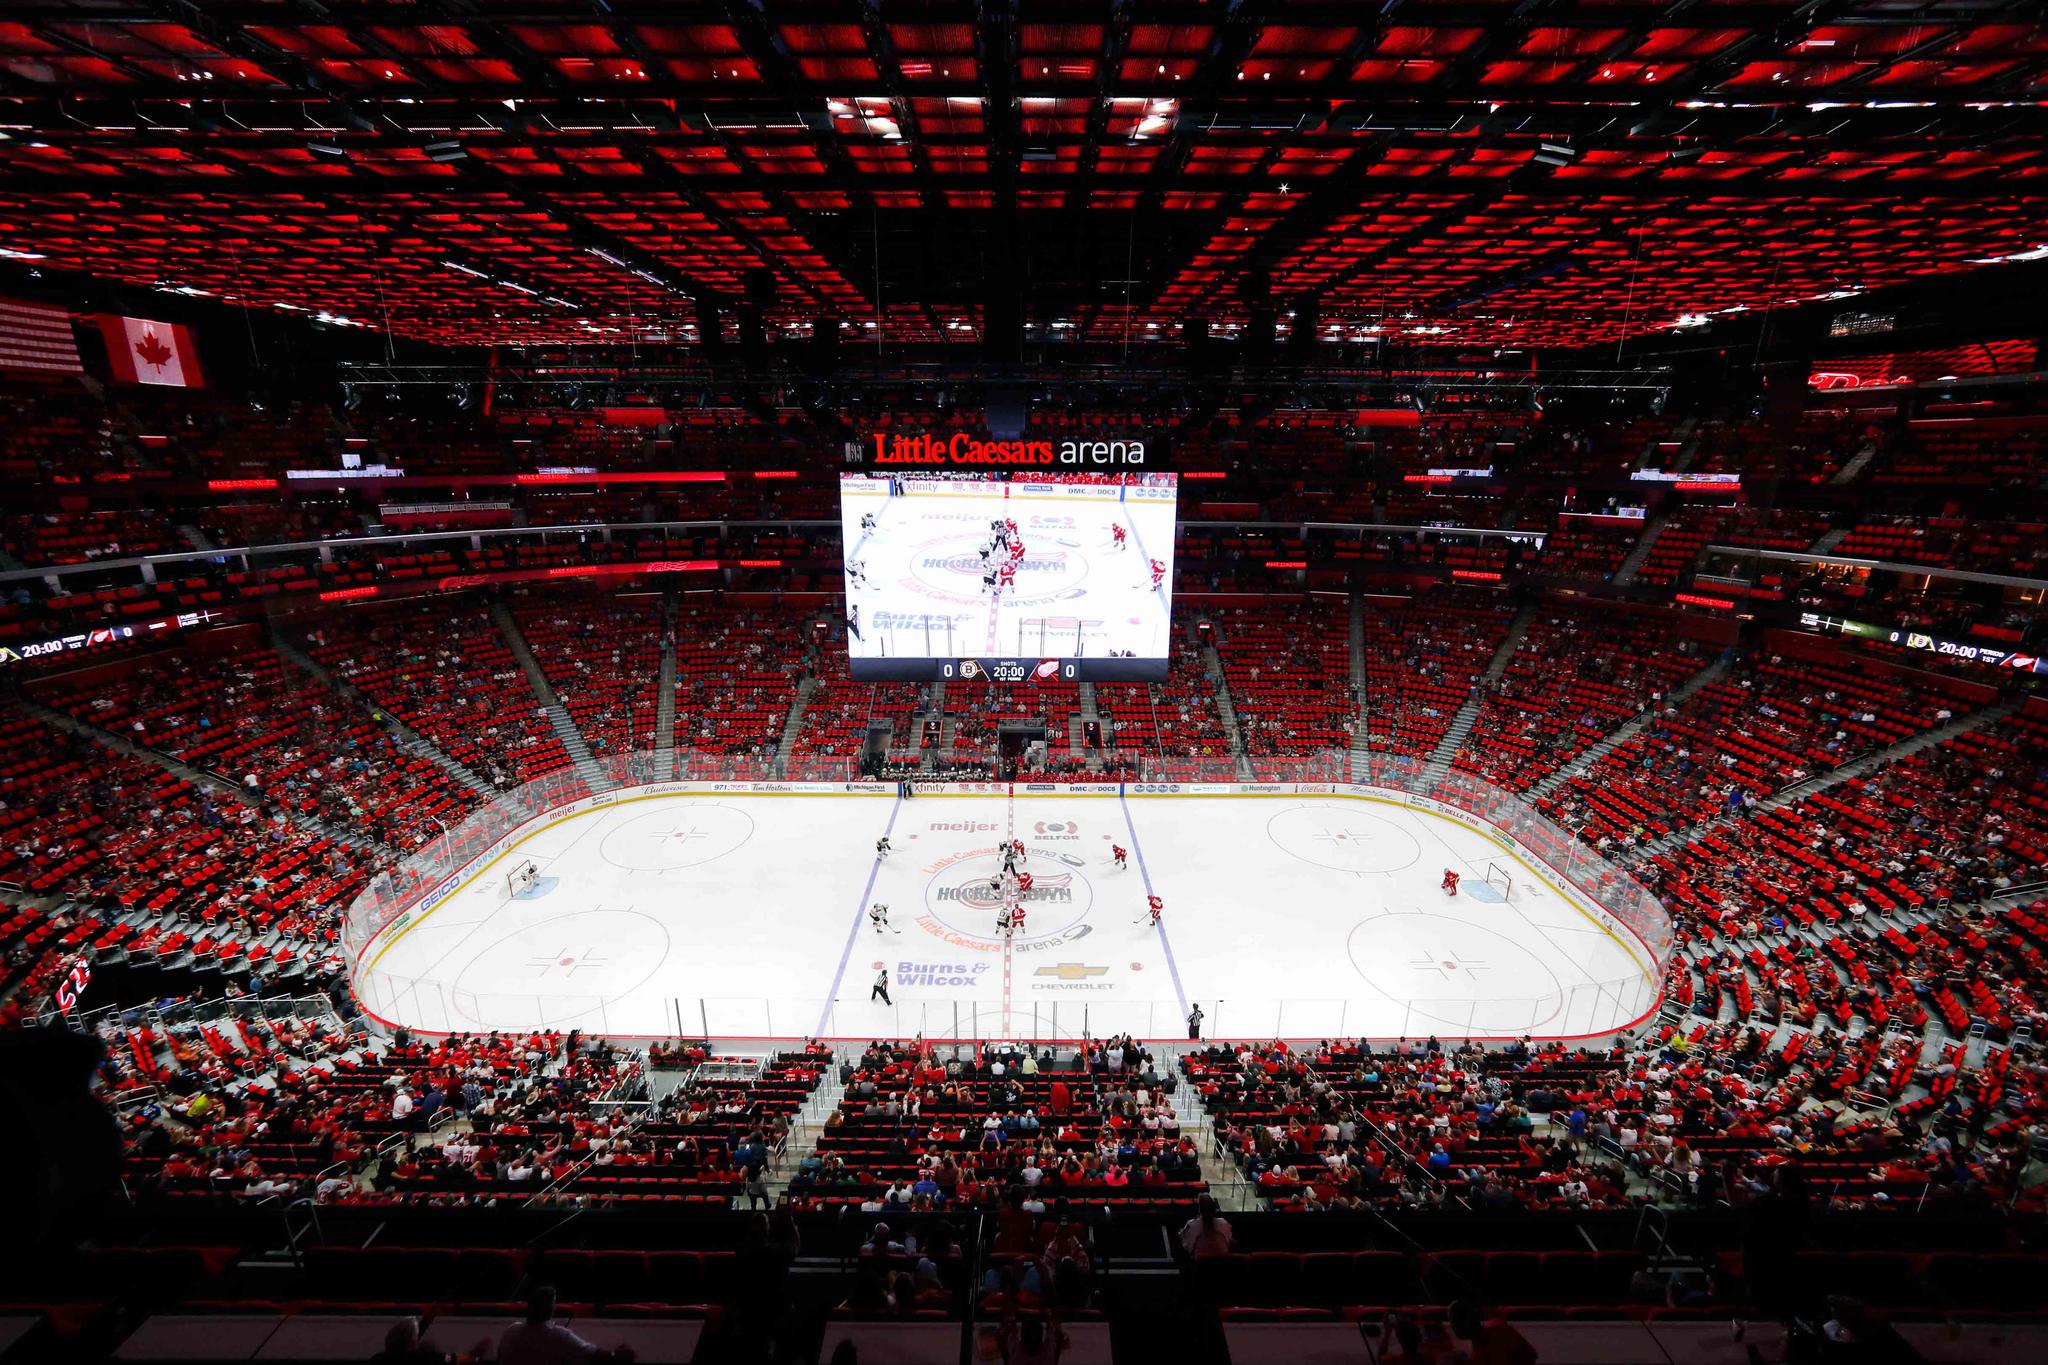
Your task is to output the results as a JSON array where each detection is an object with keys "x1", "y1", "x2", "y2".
[{"x1": 859, "y1": 430, "x2": 1149, "y2": 467}]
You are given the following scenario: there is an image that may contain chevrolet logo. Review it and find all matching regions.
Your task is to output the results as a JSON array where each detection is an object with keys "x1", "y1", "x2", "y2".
[{"x1": 1035, "y1": 963, "x2": 1109, "y2": 980}]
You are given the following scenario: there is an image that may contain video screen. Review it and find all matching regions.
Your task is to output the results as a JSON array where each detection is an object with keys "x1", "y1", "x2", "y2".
[{"x1": 839, "y1": 472, "x2": 1178, "y2": 681}]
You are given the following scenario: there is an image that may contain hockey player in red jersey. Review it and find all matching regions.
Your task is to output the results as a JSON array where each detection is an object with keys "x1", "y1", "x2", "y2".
[
  {"x1": 1441, "y1": 868, "x2": 1461, "y2": 896},
  {"x1": 1110, "y1": 523, "x2": 1127, "y2": 550},
  {"x1": 1111, "y1": 844, "x2": 1128, "y2": 869}
]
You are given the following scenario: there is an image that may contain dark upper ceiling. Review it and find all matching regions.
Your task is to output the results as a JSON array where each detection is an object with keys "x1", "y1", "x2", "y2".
[{"x1": 2, "y1": 1, "x2": 2047, "y2": 353}]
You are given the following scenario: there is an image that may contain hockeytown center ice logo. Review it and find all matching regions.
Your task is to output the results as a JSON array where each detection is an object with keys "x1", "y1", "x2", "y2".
[
  {"x1": 918, "y1": 844, "x2": 1094, "y2": 952},
  {"x1": 937, "y1": 869, "x2": 1079, "y2": 910}
]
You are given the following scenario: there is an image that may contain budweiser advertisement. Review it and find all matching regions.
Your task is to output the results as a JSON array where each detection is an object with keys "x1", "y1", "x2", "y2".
[{"x1": 98, "y1": 314, "x2": 205, "y2": 387}]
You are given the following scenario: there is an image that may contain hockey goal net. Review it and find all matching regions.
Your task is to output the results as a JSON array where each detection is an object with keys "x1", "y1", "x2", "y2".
[
  {"x1": 1481, "y1": 862, "x2": 1514, "y2": 902},
  {"x1": 505, "y1": 860, "x2": 541, "y2": 900}
]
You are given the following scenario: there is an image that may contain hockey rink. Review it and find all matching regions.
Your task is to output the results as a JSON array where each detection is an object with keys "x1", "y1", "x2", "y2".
[
  {"x1": 355, "y1": 787, "x2": 1662, "y2": 1042},
  {"x1": 839, "y1": 476, "x2": 1178, "y2": 665}
]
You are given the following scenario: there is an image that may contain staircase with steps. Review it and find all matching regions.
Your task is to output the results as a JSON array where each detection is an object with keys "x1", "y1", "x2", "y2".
[
  {"x1": 924, "y1": 713, "x2": 960, "y2": 771},
  {"x1": 759, "y1": 1064, "x2": 848, "y2": 1206},
  {"x1": 1808, "y1": 526, "x2": 1851, "y2": 556},
  {"x1": 270, "y1": 629, "x2": 502, "y2": 800},
  {"x1": 1074, "y1": 680, "x2": 1104, "y2": 772},
  {"x1": 177, "y1": 524, "x2": 216, "y2": 552},
  {"x1": 915, "y1": 680, "x2": 949, "y2": 772},
  {"x1": 17, "y1": 696, "x2": 391, "y2": 860},
  {"x1": 1639, "y1": 699, "x2": 2018, "y2": 860},
  {"x1": 1829, "y1": 439, "x2": 1881, "y2": 486},
  {"x1": 1760, "y1": 699, "x2": 2016, "y2": 812},
  {"x1": 1348, "y1": 593, "x2": 1371, "y2": 781},
  {"x1": 1630, "y1": 419, "x2": 1695, "y2": 472},
  {"x1": 1174, "y1": 1071, "x2": 1257, "y2": 1212},
  {"x1": 1610, "y1": 512, "x2": 1673, "y2": 586},
  {"x1": 1419, "y1": 604, "x2": 1536, "y2": 783},
  {"x1": 1194, "y1": 621, "x2": 1257, "y2": 780},
  {"x1": 1645, "y1": 417, "x2": 1701, "y2": 473},
  {"x1": 1524, "y1": 651, "x2": 1735, "y2": 803},
  {"x1": 653, "y1": 590, "x2": 678, "y2": 780},
  {"x1": 489, "y1": 601, "x2": 616, "y2": 793},
  {"x1": 772, "y1": 676, "x2": 820, "y2": 778}
]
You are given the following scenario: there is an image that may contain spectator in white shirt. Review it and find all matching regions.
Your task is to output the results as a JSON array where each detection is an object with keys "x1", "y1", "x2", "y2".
[{"x1": 498, "y1": 1287, "x2": 633, "y2": 1365}]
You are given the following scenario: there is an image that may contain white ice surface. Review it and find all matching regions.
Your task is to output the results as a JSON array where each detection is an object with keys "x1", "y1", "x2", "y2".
[{"x1": 359, "y1": 789, "x2": 1659, "y2": 1042}]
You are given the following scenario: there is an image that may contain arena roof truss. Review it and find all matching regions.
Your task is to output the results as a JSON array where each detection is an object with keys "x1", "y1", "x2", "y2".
[{"x1": 1, "y1": 1, "x2": 2046, "y2": 350}]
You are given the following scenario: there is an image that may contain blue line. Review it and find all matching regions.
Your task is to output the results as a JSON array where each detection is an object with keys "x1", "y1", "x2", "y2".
[
  {"x1": 1117, "y1": 498, "x2": 1172, "y2": 660},
  {"x1": 1119, "y1": 787, "x2": 1188, "y2": 1019},
  {"x1": 818, "y1": 793, "x2": 904, "y2": 1034}
]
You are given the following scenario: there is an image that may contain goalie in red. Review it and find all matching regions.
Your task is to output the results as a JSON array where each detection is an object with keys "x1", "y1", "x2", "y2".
[{"x1": 1441, "y1": 868, "x2": 1461, "y2": 896}]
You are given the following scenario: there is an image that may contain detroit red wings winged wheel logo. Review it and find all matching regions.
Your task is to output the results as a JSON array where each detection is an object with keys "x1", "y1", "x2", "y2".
[{"x1": 134, "y1": 328, "x2": 175, "y2": 375}]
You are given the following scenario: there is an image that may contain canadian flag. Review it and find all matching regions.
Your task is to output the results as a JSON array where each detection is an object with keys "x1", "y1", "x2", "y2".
[{"x1": 99, "y1": 315, "x2": 204, "y2": 387}]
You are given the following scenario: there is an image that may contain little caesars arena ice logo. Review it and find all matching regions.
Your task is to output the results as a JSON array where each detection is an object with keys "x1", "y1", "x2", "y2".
[{"x1": 918, "y1": 844, "x2": 1096, "y2": 953}]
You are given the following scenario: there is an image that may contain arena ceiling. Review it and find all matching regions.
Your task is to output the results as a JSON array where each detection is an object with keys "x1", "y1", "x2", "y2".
[{"x1": 2, "y1": 1, "x2": 2047, "y2": 352}]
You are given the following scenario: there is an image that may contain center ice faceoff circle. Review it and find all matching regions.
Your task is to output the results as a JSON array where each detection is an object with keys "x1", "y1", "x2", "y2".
[
  {"x1": 599, "y1": 802, "x2": 755, "y2": 872},
  {"x1": 904, "y1": 532, "x2": 1093, "y2": 604},
  {"x1": 1266, "y1": 803, "x2": 1422, "y2": 874},
  {"x1": 918, "y1": 843, "x2": 1096, "y2": 946}
]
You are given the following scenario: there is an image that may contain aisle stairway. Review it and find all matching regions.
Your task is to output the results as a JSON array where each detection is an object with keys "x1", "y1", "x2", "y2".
[
  {"x1": 490, "y1": 601, "x2": 615, "y2": 793},
  {"x1": 1634, "y1": 417, "x2": 1697, "y2": 472},
  {"x1": 759, "y1": 1064, "x2": 847, "y2": 1206},
  {"x1": 1420, "y1": 604, "x2": 1536, "y2": 782},
  {"x1": 1830, "y1": 439, "x2": 1881, "y2": 486},
  {"x1": 1610, "y1": 512, "x2": 1671, "y2": 586},
  {"x1": 653, "y1": 590, "x2": 678, "y2": 780},
  {"x1": 1196, "y1": 620, "x2": 1257, "y2": 780},
  {"x1": 269, "y1": 629, "x2": 501, "y2": 799},
  {"x1": 1809, "y1": 526, "x2": 1851, "y2": 556},
  {"x1": 1348, "y1": 593, "x2": 1372, "y2": 780},
  {"x1": 773, "y1": 677, "x2": 819, "y2": 777},
  {"x1": 1174, "y1": 1070, "x2": 1256, "y2": 1212},
  {"x1": 1523, "y1": 651, "x2": 1733, "y2": 803},
  {"x1": 17, "y1": 696, "x2": 392, "y2": 860},
  {"x1": 1760, "y1": 699, "x2": 2017, "y2": 812},
  {"x1": 1640, "y1": 699, "x2": 2018, "y2": 860}
]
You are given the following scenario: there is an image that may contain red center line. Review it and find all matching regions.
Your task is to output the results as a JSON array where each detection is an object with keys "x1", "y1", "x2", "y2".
[{"x1": 1000, "y1": 781, "x2": 1016, "y2": 1036}]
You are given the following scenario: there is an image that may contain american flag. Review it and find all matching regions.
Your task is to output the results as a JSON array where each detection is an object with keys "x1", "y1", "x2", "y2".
[{"x1": 0, "y1": 296, "x2": 83, "y2": 375}]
